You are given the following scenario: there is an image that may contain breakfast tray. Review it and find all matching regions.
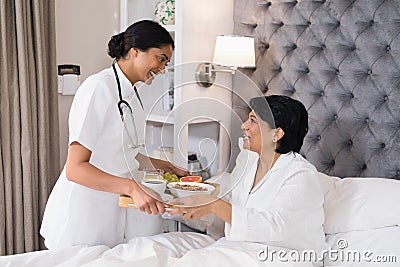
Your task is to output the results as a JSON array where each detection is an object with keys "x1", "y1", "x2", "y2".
[{"x1": 119, "y1": 182, "x2": 220, "y2": 209}]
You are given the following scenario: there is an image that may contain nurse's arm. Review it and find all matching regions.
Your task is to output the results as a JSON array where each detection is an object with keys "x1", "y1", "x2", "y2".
[
  {"x1": 65, "y1": 142, "x2": 165, "y2": 214},
  {"x1": 136, "y1": 153, "x2": 189, "y2": 177}
]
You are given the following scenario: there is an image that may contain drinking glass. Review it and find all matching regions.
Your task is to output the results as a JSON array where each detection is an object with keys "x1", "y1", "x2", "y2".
[{"x1": 142, "y1": 169, "x2": 164, "y2": 181}]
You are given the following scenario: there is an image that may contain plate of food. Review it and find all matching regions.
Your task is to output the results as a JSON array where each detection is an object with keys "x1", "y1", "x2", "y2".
[{"x1": 167, "y1": 182, "x2": 215, "y2": 198}]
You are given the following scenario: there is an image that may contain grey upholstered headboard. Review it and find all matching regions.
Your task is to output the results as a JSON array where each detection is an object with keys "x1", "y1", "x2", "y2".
[{"x1": 232, "y1": 0, "x2": 400, "y2": 179}]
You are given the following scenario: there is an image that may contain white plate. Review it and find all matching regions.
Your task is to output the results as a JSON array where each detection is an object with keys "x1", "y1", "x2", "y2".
[{"x1": 167, "y1": 182, "x2": 215, "y2": 198}]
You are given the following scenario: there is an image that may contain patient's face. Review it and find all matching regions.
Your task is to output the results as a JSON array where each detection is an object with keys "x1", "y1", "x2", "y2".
[{"x1": 242, "y1": 111, "x2": 273, "y2": 154}]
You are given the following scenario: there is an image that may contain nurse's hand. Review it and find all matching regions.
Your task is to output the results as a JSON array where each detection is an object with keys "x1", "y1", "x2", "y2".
[
  {"x1": 163, "y1": 161, "x2": 189, "y2": 177},
  {"x1": 129, "y1": 180, "x2": 165, "y2": 215}
]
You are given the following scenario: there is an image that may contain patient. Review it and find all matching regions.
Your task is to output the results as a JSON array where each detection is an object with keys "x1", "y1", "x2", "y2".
[{"x1": 168, "y1": 95, "x2": 327, "y2": 266}]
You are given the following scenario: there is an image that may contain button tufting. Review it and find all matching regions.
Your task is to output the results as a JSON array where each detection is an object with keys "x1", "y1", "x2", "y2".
[
  {"x1": 321, "y1": 44, "x2": 326, "y2": 50},
  {"x1": 334, "y1": 114, "x2": 338, "y2": 120},
  {"x1": 320, "y1": 91, "x2": 324, "y2": 96},
  {"x1": 307, "y1": 21, "x2": 311, "y2": 26},
  {"x1": 362, "y1": 164, "x2": 367, "y2": 170},
  {"x1": 317, "y1": 135, "x2": 321, "y2": 140},
  {"x1": 278, "y1": 67, "x2": 282, "y2": 72},
  {"x1": 292, "y1": 44, "x2": 297, "y2": 49},
  {"x1": 367, "y1": 69, "x2": 372, "y2": 75},
  {"x1": 350, "y1": 93, "x2": 354, "y2": 98},
  {"x1": 369, "y1": 20, "x2": 374, "y2": 26},
  {"x1": 336, "y1": 21, "x2": 340, "y2": 26},
  {"x1": 293, "y1": 0, "x2": 298, "y2": 4},
  {"x1": 386, "y1": 45, "x2": 391, "y2": 51},
  {"x1": 348, "y1": 140, "x2": 353, "y2": 145},
  {"x1": 381, "y1": 143, "x2": 386, "y2": 148},
  {"x1": 265, "y1": 1, "x2": 271, "y2": 7},
  {"x1": 384, "y1": 95, "x2": 388, "y2": 102},
  {"x1": 331, "y1": 160, "x2": 335, "y2": 166},
  {"x1": 334, "y1": 68, "x2": 339, "y2": 74},
  {"x1": 365, "y1": 117, "x2": 370, "y2": 123},
  {"x1": 305, "y1": 68, "x2": 310, "y2": 73},
  {"x1": 351, "y1": 45, "x2": 356, "y2": 51}
]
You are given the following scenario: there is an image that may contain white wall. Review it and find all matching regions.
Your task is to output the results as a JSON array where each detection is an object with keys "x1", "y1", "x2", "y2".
[
  {"x1": 56, "y1": 0, "x2": 234, "y2": 172},
  {"x1": 173, "y1": 0, "x2": 234, "y2": 171},
  {"x1": 56, "y1": 0, "x2": 120, "y2": 166}
]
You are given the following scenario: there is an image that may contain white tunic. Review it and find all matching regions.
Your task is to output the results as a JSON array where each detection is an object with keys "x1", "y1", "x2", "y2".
[
  {"x1": 225, "y1": 149, "x2": 327, "y2": 256},
  {"x1": 40, "y1": 64, "x2": 146, "y2": 249}
]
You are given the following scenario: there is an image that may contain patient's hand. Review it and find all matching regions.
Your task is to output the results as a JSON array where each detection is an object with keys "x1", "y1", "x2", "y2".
[
  {"x1": 169, "y1": 194, "x2": 217, "y2": 206},
  {"x1": 168, "y1": 195, "x2": 218, "y2": 220}
]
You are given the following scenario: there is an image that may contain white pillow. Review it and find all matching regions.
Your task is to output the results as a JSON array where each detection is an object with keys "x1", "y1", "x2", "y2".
[
  {"x1": 324, "y1": 177, "x2": 400, "y2": 234},
  {"x1": 317, "y1": 172, "x2": 339, "y2": 196}
]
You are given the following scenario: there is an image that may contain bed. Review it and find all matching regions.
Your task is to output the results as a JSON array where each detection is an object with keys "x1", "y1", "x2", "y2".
[
  {"x1": 231, "y1": 0, "x2": 400, "y2": 266},
  {"x1": 1, "y1": 0, "x2": 400, "y2": 266}
]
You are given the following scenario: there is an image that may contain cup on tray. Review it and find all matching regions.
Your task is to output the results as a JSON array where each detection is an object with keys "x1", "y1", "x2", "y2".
[{"x1": 141, "y1": 169, "x2": 166, "y2": 197}]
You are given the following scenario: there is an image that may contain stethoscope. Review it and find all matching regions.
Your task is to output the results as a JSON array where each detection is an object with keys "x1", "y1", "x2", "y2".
[{"x1": 112, "y1": 63, "x2": 145, "y2": 149}]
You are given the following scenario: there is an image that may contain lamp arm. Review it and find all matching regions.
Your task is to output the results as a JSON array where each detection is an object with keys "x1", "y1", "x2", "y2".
[{"x1": 211, "y1": 65, "x2": 237, "y2": 75}]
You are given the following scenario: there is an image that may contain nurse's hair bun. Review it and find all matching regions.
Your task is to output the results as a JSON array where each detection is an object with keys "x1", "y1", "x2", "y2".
[{"x1": 107, "y1": 32, "x2": 125, "y2": 60}]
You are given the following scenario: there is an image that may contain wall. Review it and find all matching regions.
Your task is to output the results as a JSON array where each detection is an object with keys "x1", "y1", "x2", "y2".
[
  {"x1": 173, "y1": 0, "x2": 234, "y2": 171},
  {"x1": 56, "y1": 0, "x2": 120, "y2": 167}
]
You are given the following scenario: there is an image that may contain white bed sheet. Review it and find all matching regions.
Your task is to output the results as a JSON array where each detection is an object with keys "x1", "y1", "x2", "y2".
[
  {"x1": 325, "y1": 226, "x2": 400, "y2": 266},
  {"x1": 0, "y1": 232, "x2": 313, "y2": 267}
]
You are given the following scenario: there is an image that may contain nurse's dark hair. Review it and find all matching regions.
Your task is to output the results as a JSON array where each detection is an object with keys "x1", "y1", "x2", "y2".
[
  {"x1": 249, "y1": 95, "x2": 308, "y2": 154},
  {"x1": 108, "y1": 20, "x2": 174, "y2": 60}
]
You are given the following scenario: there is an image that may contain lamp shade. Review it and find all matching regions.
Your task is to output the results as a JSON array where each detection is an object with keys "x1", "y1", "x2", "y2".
[{"x1": 212, "y1": 35, "x2": 255, "y2": 68}]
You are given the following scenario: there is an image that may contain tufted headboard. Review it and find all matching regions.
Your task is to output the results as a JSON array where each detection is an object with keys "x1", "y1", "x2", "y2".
[{"x1": 232, "y1": 0, "x2": 400, "y2": 179}]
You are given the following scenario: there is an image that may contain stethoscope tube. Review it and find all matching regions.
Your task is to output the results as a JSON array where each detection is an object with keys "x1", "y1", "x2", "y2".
[
  {"x1": 112, "y1": 63, "x2": 145, "y2": 149},
  {"x1": 112, "y1": 63, "x2": 143, "y2": 120}
]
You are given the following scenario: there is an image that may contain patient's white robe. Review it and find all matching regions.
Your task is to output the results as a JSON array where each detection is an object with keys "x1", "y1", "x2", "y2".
[
  {"x1": 225, "y1": 149, "x2": 327, "y2": 254},
  {"x1": 173, "y1": 149, "x2": 327, "y2": 266}
]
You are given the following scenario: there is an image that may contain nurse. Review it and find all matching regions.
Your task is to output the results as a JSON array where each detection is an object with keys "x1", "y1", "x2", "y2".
[{"x1": 40, "y1": 20, "x2": 186, "y2": 249}]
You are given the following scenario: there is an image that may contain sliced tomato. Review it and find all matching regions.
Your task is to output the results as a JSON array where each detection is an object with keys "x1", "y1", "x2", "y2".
[{"x1": 180, "y1": 176, "x2": 202, "y2": 183}]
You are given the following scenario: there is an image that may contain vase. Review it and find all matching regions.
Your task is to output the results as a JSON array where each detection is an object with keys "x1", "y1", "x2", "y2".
[{"x1": 154, "y1": 0, "x2": 175, "y2": 25}]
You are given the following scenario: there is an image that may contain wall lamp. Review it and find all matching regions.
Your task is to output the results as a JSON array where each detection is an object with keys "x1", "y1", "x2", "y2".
[{"x1": 195, "y1": 35, "x2": 255, "y2": 87}]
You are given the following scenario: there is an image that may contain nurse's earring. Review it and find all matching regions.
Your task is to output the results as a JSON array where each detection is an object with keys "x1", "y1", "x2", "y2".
[{"x1": 272, "y1": 137, "x2": 277, "y2": 143}]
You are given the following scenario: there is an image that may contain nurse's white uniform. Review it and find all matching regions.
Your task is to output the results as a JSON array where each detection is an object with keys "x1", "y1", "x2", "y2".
[{"x1": 40, "y1": 64, "x2": 146, "y2": 249}]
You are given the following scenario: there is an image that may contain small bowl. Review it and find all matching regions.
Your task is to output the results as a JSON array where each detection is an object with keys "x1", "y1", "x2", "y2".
[{"x1": 167, "y1": 182, "x2": 215, "y2": 198}]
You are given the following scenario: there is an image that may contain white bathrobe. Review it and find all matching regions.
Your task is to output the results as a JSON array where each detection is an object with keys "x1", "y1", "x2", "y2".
[
  {"x1": 166, "y1": 149, "x2": 327, "y2": 266},
  {"x1": 225, "y1": 149, "x2": 327, "y2": 252}
]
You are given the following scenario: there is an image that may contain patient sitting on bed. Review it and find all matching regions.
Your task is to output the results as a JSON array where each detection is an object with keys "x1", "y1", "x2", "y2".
[{"x1": 166, "y1": 95, "x2": 327, "y2": 266}]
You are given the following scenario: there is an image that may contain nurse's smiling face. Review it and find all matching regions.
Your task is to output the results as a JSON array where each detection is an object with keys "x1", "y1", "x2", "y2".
[{"x1": 134, "y1": 45, "x2": 173, "y2": 84}]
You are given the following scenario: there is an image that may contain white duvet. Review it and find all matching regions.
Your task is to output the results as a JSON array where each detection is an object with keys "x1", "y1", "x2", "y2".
[{"x1": 0, "y1": 232, "x2": 312, "y2": 267}]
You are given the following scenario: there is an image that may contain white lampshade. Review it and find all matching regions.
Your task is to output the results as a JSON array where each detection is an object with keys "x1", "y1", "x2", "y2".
[{"x1": 213, "y1": 35, "x2": 255, "y2": 68}]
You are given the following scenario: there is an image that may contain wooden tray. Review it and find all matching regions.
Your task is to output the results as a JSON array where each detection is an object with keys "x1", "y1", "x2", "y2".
[{"x1": 119, "y1": 182, "x2": 220, "y2": 209}]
